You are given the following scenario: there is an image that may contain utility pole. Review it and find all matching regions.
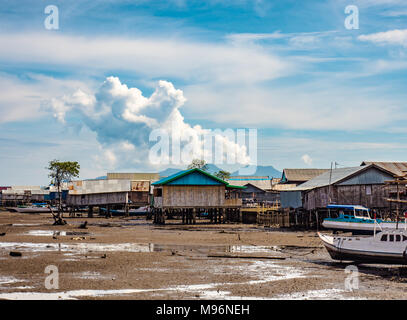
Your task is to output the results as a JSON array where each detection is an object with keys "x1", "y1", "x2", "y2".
[{"x1": 328, "y1": 161, "x2": 333, "y2": 204}]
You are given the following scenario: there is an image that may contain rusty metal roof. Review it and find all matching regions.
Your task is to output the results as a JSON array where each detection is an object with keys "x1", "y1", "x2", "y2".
[
  {"x1": 282, "y1": 169, "x2": 330, "y2": 183},
  {"x1": 361, "y1": 162, "x2": 407, "y2": 177}
]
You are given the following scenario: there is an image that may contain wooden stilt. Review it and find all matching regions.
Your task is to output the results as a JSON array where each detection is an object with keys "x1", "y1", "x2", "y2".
[{"x1": 88, "y1": 206, "x2": 93, "y2": 218}]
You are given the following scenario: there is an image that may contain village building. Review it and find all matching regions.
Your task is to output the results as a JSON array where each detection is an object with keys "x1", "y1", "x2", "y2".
[
  {"x1": 279, "y1": 169, "x2": 330, "y2": 187},
  {"x1": 152, "y1": 168, "x2": 245, "y2": 224},
  {"x1": 360, "y1": 161, "x2": 407, "y2": 177},
  {"x1": 107, "y1": 172, "x2": 160, "y2": 181},
  {"x1": 280, "y1": 164, "x2": 396, "y2": 212},
  {"x1": 66, "y1": 177, "x2": 154, "y2": 217}
]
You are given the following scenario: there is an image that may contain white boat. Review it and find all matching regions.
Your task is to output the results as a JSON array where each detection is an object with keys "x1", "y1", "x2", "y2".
[
  {"x1": 100, "y1": 206, "x2": 150, "y2": 216},
  {"x1": 318, "y1": 230, "x2": 407, "y2": 264},
  {"x1": 7, "y1": 206, "x2": 53, "y2": 213},
  {"x1": 322, "y1": 204, "x2": 404, "y2": 234}
]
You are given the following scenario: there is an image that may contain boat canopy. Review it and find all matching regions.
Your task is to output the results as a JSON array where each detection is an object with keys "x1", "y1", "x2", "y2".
[{"x1": 326, "y1": 204, "x2": 369, "y2": 211}]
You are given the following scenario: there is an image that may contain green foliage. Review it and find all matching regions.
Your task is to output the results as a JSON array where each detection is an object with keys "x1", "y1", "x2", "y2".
[
  {"x1": 47, "y1": 160, "x2": 80, "y2": 187},
  {"x1": 47, "y1": 160, "x2": 80, "y2": 218},
  {"x1": 214, "y1": 170, "x2": 231, "y2": 181},
  {"x1": 187, "y1": 159, "x2": 208, "y2": 171}
]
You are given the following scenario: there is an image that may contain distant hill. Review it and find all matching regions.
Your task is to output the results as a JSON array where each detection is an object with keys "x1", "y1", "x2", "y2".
[
  {"x1": 231, "y1": 165, "x2": 282, "y2": 178},
  {"x1": 158, "y1": 168, "x2": 184, "y2": 177},
  {"x1": 93, "y1": 164, "x2": 281, "y2": 179},
  {"x1": 159, "y1": 164, "x2": 222, "y2": 177}
]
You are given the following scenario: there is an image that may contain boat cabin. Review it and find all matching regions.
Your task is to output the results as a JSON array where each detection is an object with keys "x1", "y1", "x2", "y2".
[
  {"x1": 327, "y1": 204, "x2": 372, "y2": 221},
  {"x1": 378, "y1": 230, "x2": 407, "y2": 242}
]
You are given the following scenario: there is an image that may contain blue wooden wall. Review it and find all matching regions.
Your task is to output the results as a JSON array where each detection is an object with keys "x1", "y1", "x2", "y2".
[{"x1": 167, "y1": 171, "x2": 224, "y2": 186}]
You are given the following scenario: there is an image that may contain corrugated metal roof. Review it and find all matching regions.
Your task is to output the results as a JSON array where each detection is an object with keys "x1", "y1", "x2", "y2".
[
  {"x1": 282, "y1": 169, "x2": 330, "y2": 182},
  {"x1": 69, "y1": 179, "x2": 131, "y2": 195},
  {"x1": 229, "y1": 176, "x2": 269, "y2": 180},
  {"x1": 152, "y1": 168, "x2": 228, "y2": 186},
  {"x1": 107, "y1": 172, "x2": 160, "y2": 181},
  {"x1": 361, "y1": 161, "x2": 407, "y2": 177},
  {"x1": 228, "y1": 176, "x2": 271, "y2": 190},
  {"x1": 292, "y1": 166, "x2": 372, "y2": 191}
]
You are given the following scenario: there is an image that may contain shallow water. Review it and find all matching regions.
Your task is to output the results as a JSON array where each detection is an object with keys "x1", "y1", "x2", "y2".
[
  {"x1": 0, "y1": 241, "x2": 280, "y2": 255},
  {"x1": 24, "y1": 230, "x2": 91, "y2": 237}
]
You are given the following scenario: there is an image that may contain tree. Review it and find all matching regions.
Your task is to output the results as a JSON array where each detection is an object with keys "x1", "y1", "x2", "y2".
[
  {"x1": 215, "y1": 170, "x2": 231, "y2": 181},
  {"x1": 187, "y1": 159, "x2": 208, "y2": 171},
  {"x1": 47, "y1": 160, "x2": 80, "y2": 225}
]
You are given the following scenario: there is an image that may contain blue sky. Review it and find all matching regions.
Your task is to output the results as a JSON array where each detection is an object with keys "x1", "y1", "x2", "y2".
[{"x1": 1, "y1": 0, "x2": 407, "y2": 185}]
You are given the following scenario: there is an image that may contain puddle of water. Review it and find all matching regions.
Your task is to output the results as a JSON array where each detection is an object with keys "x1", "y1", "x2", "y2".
[
  {"x1": 0, "y1": 242, "x2": 279, "y2": 256},
  {"x1": 0, "y1": 289, "x2": 150, "y2": 300},
  {"x1": 0, "y1": 259, "x2": 314, "y2": 300},
  {"x1": 228, "y1": 245, "x2": 279, "y2": 254},
  {"x1": 74, "y1": 271, "x2": 115, "y2": 280},
  {"x1": 0, "y1": 276, "x2": 22, "y2": 286},
  {"x1": 153, "y1": 244, "x2": 228, "y2": 253},
  {"x1": 25, "y1": 230, "x2": 90, "y2": 237},
  {"x1": 0, "y1": 242, "x2": 153, "y2": 253}
]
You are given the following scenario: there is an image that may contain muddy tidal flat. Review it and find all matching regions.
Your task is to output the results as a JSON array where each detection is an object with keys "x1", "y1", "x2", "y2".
[{"x1": 0, "y1": 210, "x2": 406, "y2": 300}]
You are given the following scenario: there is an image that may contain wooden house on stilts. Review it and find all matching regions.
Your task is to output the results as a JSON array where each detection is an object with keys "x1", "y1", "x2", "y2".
[{"x1": 152, "y1": 168, "x2": 245, "y2": 224}]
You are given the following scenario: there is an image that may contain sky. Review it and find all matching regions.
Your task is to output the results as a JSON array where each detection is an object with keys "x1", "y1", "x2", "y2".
[{"x1": 1, "y1": 0, "x2": 407, "y2": 185}]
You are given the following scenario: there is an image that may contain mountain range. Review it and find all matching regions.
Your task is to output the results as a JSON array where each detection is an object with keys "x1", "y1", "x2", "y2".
[
  {"x1": 159, "y1": 164, "x2": 282, "y2": 178},
  {"x1": 92, "y1": 164, "x2": 282, "y2": 179}
]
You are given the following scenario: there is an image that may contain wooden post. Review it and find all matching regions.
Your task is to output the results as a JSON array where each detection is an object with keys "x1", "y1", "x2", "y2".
[
  {"x1": 125, "y1": 203, "x2": 129, "y2": 217},
  {"x1": 193, "y1": 208, "x2": 197, "y2": 224},
  {"x1": 88, "y1": 206, "x2": 93, "y2": 218}
]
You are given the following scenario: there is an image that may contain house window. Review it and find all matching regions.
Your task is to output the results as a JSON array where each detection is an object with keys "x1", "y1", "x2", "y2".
[
  {"x1": 154, "y1": 188, "x2": 162, "y2": 197},
  {"x1": 366, "y1": 185, "x2": 372, "y2": 195}
]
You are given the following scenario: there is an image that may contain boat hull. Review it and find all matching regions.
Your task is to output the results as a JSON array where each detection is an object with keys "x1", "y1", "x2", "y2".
[
  {"x1": 7, "y1": 207, "x2": 52, "y2": 214},
  {"x1": 324, "y1": 243, "x2": 407, "y2": 264},
  {"x1": 319, "y1": 233, "x2": 407, "y2": 265},
  {"x1": 322, "y1": 219, "x2": 402, "y2": 235}
]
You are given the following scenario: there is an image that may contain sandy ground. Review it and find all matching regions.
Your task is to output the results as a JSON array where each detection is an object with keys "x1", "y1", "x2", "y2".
[{"x1": 0, "y1": 210, "x2": 406, "y2": 300}]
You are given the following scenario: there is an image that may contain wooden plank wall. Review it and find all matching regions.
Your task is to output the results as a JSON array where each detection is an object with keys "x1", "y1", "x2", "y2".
[
  {"x1": 129, "y1": 191, "x2": 150, "y2": 205},
  {"x1": 66, "y1": 192, "x2": 128, "y2": 206},
  {"x1": 303, "y1": 184, "x2": 390, "y2": 210},
  {"x1": 162, "y1": 185, "x2": 225, "y2": 207}
]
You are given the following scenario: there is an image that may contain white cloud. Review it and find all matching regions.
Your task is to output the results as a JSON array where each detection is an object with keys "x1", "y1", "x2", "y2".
[
  {"x1": 47, "y1": 77, "x2": 252, "y2": 170},
  {"x1": 0, "y1": 32, "x2": 291, "y2": 85},
  {"x1": 0, "y1": 73, "x2": 91, "y2": 123},
  {"x1": 301, "y1": 154, "x2": 313, "y2": 166},
  {"x1": 358, "y1": 29, "x2": 407, "y2": 47},
  {"x1": 183, "y1": 81, "x2": 404, "y2": 131}
]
